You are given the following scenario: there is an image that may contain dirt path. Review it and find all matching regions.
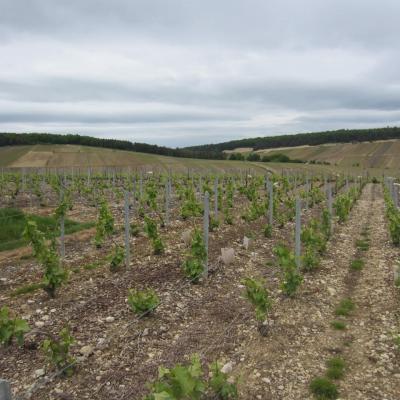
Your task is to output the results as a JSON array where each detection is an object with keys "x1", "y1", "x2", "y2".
[
  {"x1": 339, "y1": 184, "x2": 399, "y2": 399},
  {"x1": 235, "y1": 183, "x2": 399, "y2": 399}
]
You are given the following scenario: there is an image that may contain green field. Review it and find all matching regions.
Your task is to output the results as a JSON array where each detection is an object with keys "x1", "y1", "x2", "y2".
[{"x1": 0, "y1": 207, "x2": 94, "y2": 252}]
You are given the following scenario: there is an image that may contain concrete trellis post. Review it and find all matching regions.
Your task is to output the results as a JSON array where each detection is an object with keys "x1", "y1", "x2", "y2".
[
  {"x1": 214, "y1": 177, "x2": 218, "y2": 219},
  {"x1": 139, "y1": 172, "x2": 143, "y2": 199},
  {"x1": 0, "y1": 379, "x2": 12, "y2": 400},
  {"x1": 165, "y1": 181, "x2": 170, "y2": 226},
  {"x1": 124, "y1": 190, "x2": 130, "y2": 268},
  {"x1": 328, "y1": 183, "x2": 333, "y2": 215},
  {"x1": 268, "y1": 181, "x2": 273, "y2": 226},
  {"x1": 39, "y1": 180, "x2": 45, "y2": 206},
  {"x1": 389, "y1": 178, "x2": 394, "y2": 199},
  {"x1": 21, "y1": 170, "x2": 25, "y2": 192},
  {"x1": 197, "y1": 177, "x2": 202, "y2": 201},
  {"x1": 389, "y1": 178, "x2": 395, "y2": 202},
  {"x1": 59, "y1": 186, "x2": 65, "y2": 261},
  {"x1": 29, "y1": 180, "x2": 33, "y2": 209},
  {"x1": 327, "y1": 183, "x2": 334, "y2": 234},
  {"x1": 295, "y1": 197, "x2": 301, "y2": 270},
  {"x1": 334, "y1": 175, "x2": 339, "y2": 195},
  {"x1": 394, "y1": 183, "x2": 399, "y2": 208},
  {"x1": 132, "y1": 177, "x2": 136, "y2": 215},
  {"x1": 265, "y1": 175, "x2": 269, "y2": 215},
  {"x1": 203, "y1": 192, "x2": 210, "y2": 278},
  {"x1": 305, "y1": 176, "x2": 309, "y2": 210}
]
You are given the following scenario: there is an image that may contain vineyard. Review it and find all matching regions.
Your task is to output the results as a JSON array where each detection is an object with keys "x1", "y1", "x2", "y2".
[{"x1": 0, "y1": 167, "x2": 399, "y2": 400}]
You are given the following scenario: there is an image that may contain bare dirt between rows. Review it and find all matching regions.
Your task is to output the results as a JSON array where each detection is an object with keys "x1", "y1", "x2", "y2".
[
  {"x1": 1, "y1": 185, "x2": 323, "y2": 399},
  {"x1": 339, "y1": 184, "x2": 399, "y2": 399},
  {"x1": 1, "y1": 183, "x2": 398, "y2": 400},
  {"x1": 234, "y1": 184, "x2": 399, "y2": 399}
]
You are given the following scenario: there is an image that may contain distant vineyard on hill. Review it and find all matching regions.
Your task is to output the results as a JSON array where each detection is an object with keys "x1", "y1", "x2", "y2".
[
  {"x1": 184, "y1": 127, "x2": 400, "y2": 153},
  {"x1": 0, "y1": 132, "x2": 223, "y2": 160}
]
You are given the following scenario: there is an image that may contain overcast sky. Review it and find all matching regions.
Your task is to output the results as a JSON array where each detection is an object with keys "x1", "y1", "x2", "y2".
[{"x1": 1, "y1": 0, "x2": 400, "y2": 147}]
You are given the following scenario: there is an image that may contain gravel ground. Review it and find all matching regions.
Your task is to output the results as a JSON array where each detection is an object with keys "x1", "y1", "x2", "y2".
[
  {"x1": 235, "y1": 184, "x2": 400, "y2": 399},
  {"x1": 1, "y1": 183, "x2": 398, "y2": 399}
]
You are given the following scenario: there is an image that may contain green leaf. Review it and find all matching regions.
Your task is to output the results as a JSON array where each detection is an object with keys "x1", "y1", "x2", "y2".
[{"x1": 154, "y1": 392, "x2": 173, "y2": 400}]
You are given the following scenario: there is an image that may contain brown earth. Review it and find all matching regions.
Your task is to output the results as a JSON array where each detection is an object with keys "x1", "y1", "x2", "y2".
[{"x1": 0, "y1": 183, "x2": 398, "y2": 400}]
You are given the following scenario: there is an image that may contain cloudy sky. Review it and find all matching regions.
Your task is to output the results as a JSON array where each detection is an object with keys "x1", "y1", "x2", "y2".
[{"x1": 1, "y1": 0, "x2": 400, "y2": 147}]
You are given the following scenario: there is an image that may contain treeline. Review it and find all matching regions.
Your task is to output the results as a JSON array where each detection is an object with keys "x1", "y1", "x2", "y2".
[
  {"x1": 2, "y1": 127, "x2": 400, "y2": 161},
  {"x1": 184, "y1": 127, "x2": 400, "y2": 153},
  {"x1": 0, "y1": 133, "x2": 223, "y2": 160},
  {"x1": 229, "y1": 152, "x2": 306, "y2": 164}
]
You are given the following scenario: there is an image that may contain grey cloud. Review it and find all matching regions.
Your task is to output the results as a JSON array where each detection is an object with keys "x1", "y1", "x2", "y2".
[
  {"x1": 3, "y1": 76, "x2": 400, "y2": 112},
  {"x1": 1, "y1": 0, "x2": 400, "y2": 146},
  {"x1": 0, "y1": 108, "x2": 244, "y2": 124},
  {"x1": 222, "y1": 80, "x2": 400, "y2": 112},
  {"x1": 2, "y1": 1, "x2": 400, "y2": 50},
  {"x1": 293, "y1": 110, "x2": 400, "y2": 126}
]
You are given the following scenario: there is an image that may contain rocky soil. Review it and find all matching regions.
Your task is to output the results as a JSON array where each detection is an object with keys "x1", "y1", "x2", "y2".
[{"x1": 0, "y1": 183, "x2": 398, "y2": 400}]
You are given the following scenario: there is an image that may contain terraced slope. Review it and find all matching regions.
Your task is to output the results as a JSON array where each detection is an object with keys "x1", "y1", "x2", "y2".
[
  {"x1": 255, "y1": 139, "x2": 400, "y2": 168},
  {"x1": 2, "y1": 140, "x2": 400, "y2": 175},
  {"x1": 0, "y1": 144, "x2": 267, "y2": 172}
]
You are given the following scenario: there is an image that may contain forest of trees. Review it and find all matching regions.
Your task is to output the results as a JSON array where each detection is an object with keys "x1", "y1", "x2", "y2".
[
  {"x1": 0, "y1": 132, "x2": 223, "y2": 160},
  {"x1": 185, "y1": 127, "x2": 400, "y2": 153}
]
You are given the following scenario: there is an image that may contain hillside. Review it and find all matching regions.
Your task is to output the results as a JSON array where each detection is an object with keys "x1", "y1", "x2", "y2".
[
  {"x1": 1, "y1": 131, "x2": 399, "y2": 173},
  {"x1": 185, "y1": 127, "x2": 400, "y2": 153},
  {"x1": 0, "y1": 144, "x2": 268, "y2": 172},
  {"x1": 253, "y1": 139, "x2": 400, "y2": 169},
  {"x1": 2, "y1": 143, "x2": 398, "y2": 178},
  {"x1": 0, "y1": 132, "x2": 222, "y2": 160}
]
